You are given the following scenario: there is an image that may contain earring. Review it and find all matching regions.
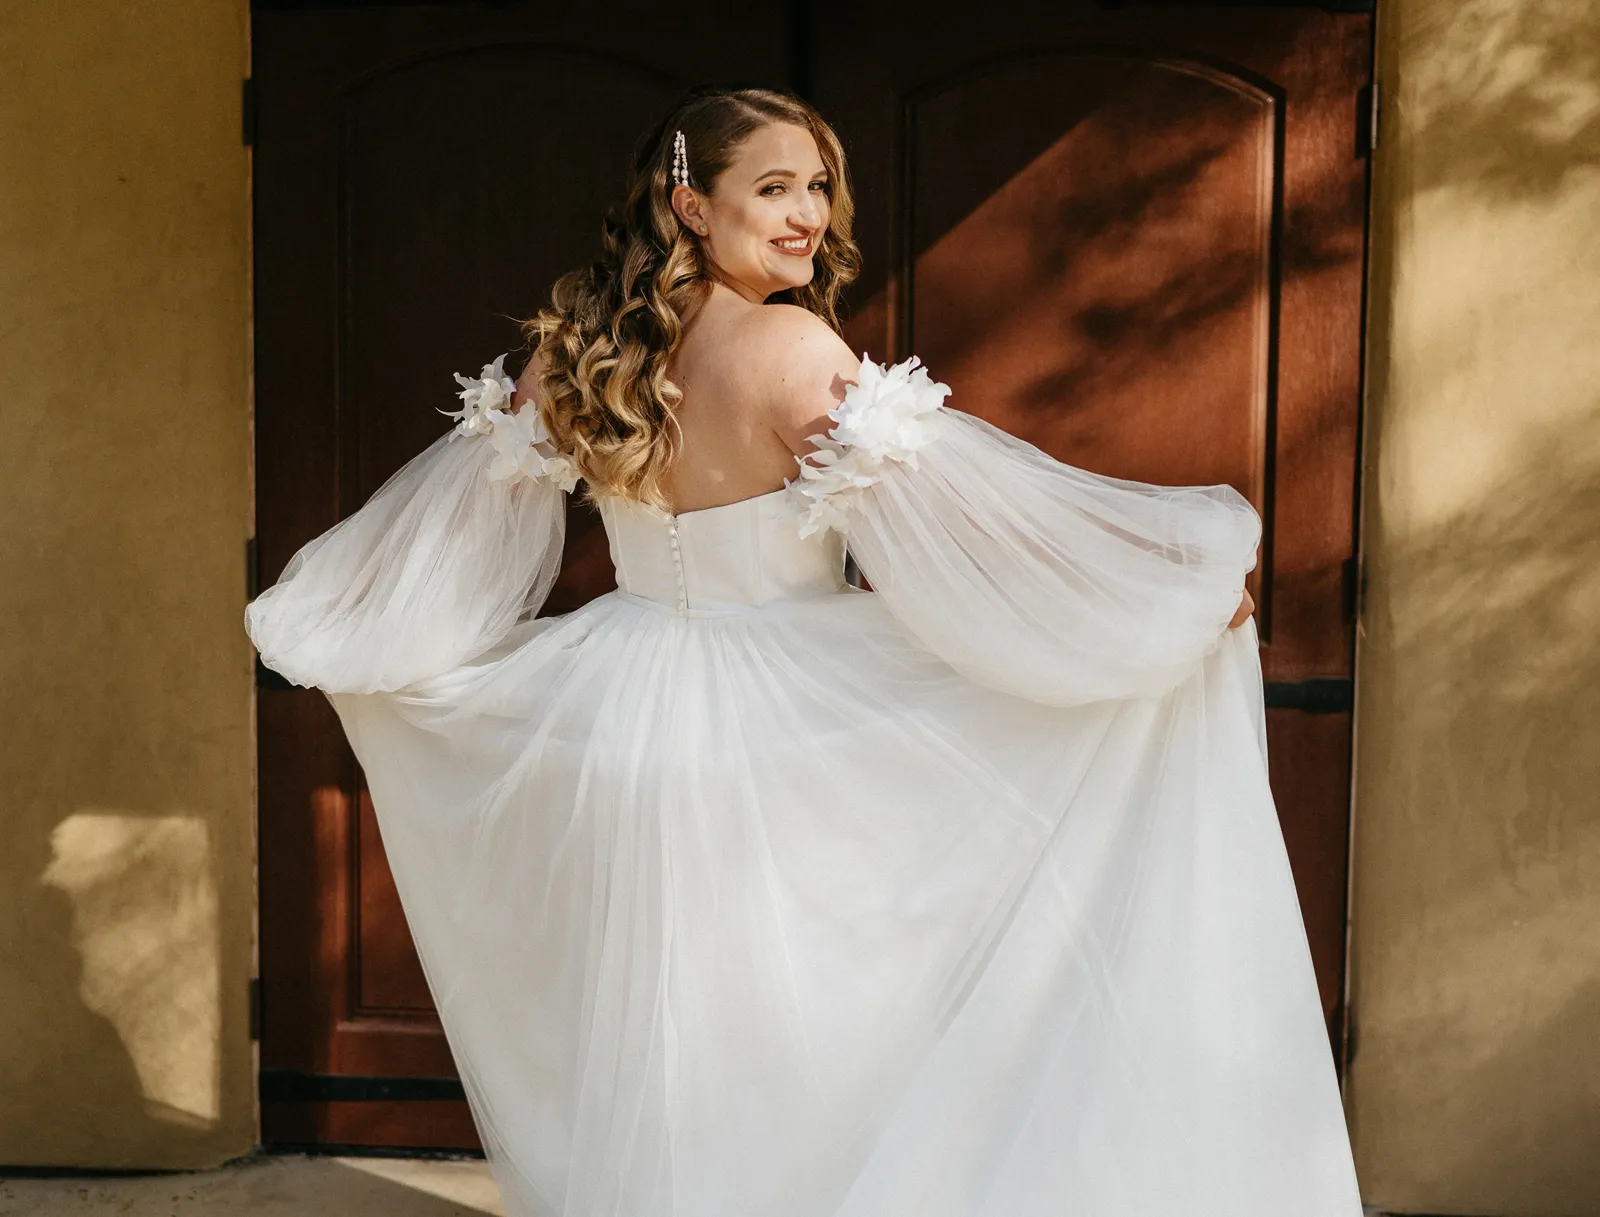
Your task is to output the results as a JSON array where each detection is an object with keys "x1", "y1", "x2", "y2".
[{"x1": 699, "y1": 225, "x2": 708, "y2": 234}]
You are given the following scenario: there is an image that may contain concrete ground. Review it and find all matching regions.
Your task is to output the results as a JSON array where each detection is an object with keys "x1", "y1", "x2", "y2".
[
  {"x1": 0, "y1": 1155, "x2": 505, "y2": 1216},
  {"x1": 0, "y1": 1162, "x2": 1401, "y2": 1216}
]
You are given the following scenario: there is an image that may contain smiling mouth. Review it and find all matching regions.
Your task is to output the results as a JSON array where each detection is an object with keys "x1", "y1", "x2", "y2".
[{"x1": 771, "y1": 235, "x2": 813, "y2": 256}]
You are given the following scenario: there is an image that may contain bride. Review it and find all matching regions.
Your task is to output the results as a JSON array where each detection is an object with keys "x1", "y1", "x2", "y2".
[{"x1": 246, "y1": 86, "x2": 1361, "y2": 1217}]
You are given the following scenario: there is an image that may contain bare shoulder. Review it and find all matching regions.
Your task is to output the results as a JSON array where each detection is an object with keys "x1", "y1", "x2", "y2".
[
  {"x1": 511, "y1": 348, "x2": 546, "y2": 413},
  {"x1": 740, "y1": 305, "x2": 863, "y2": 458}
]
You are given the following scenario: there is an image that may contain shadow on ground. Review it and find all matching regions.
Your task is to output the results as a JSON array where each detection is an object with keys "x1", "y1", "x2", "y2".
[{"x1": 0, "y1": 1155, "x2": 505, "y2": 1217}]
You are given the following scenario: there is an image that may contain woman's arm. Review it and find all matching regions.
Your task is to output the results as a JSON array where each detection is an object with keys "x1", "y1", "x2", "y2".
[
  {"x1": 784, "y1": 352, "x2": 1263, "y2": 705},
  {"x1": 763, "y1": 321, "x2": 1256, "y2": 635},
  {"x1": 757, "y1": 306, "x2": 863, "y2": 460},
  {"x1": 512, "y1": 349, "x2": 546, "y2": 415}
]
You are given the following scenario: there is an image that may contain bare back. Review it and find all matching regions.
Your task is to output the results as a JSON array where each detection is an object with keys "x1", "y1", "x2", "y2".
[
  {"x1": 656, "y1": 287, "x2": 804, "y2": 513},
  {"x1": 515, "y1": 283, "x2": 861, "y2": 515},
  {"x1": 664, "y1": 287, "x2": 864, "y2": 514}
]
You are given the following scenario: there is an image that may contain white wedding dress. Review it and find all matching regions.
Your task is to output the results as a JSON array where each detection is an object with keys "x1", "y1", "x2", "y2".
[{"x1": 246, "y1": 354, "x2": 1363, "y2": 1217}]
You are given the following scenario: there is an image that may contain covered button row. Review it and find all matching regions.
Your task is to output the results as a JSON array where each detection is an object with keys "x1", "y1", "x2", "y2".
[{"x1": 666, "y1": 518, "x2": 689, "y2": 612}]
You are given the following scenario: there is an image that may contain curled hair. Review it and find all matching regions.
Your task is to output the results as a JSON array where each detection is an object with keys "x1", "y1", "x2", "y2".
[{"x1": 521, "y1": 86, "x2": 862, "y2": 510}]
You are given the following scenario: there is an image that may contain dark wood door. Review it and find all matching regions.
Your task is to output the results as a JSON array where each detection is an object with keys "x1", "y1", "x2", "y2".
[
  {"x1": 815, "y1": 2, "x2": 1372, "y2": 1055},
  {"x1": 251, "y1": 2, "x2": 793, "y2": 1149},
  {"x1": 254, "y1": 0, "x2": 1369, "y2": 1152}
]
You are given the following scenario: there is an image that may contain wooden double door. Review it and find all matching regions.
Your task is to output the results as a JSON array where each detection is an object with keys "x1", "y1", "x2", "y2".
[{"x1": 253, "y1": 0, "x2": 1372, "y2": 1150}]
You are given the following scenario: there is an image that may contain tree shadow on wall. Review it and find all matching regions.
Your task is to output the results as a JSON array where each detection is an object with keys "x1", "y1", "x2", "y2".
[
  {"x1": 1395, "y1": 0, "x2": 1600, "y2": 203},
  {"x1": 1350, "y1": 1, "x2": 1600, "y2": 1206},
  {"x1": 1350, "y1": 398, "x2": 1600, "y2": 1216}
]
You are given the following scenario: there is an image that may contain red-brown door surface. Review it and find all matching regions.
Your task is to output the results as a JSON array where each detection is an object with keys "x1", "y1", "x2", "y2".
[
  {"x1": 254, "y1": 0, "x2": 1369, "y2": 1152},
  {"x1": 815, "y1": 1, "x2": 1372, "y2": 1055},
  {"x1": 251, "y1": 2, "x2": 794, "y2": 1149}
]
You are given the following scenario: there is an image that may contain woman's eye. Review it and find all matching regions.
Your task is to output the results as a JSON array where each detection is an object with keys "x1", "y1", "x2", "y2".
[
  {"x1": 809, "y1": 181, "x2": 829, "y2": 193},
  {"x1": 761, "y1": 183, "x2": 785, "y2": 196}
]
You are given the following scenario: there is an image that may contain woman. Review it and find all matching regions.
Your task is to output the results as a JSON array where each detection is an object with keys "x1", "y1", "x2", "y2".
[{"x1": 246, "y1": 86, "x2": 1361, "y2": 1217}]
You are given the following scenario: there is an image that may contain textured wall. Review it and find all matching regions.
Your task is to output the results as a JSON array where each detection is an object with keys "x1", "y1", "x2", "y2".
[
  {"x1": 0, "y1": 1, "x2": 255, "y2": 1167},
  {"x1": 1348, "y1": 0, "x2": 1600, "y2": 1213}
]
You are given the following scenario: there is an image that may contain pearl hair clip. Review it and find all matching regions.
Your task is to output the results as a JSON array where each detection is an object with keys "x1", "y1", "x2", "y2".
[{"x1": 671, "y1": 129, "x2": 690, "y2": 189}]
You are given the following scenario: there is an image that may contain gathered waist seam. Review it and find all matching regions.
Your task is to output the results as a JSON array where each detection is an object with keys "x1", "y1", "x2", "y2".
[{"x1": 612, "y1": 586, "x2": 853, "y2": 620}]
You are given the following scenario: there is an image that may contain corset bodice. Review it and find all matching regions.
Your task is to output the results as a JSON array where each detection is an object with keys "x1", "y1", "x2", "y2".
[{"x1": 598, "y1": 487, "x2": 848, "y2": 617}]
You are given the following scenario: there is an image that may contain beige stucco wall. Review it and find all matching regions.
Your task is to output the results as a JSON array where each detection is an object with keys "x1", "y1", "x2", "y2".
[
  {"x1": 1348, "y1": 0, "x2": 1600, "y2": 1213},
  {"x1": 0, "y1": 1, "x2": 255, "y2": 1168}
]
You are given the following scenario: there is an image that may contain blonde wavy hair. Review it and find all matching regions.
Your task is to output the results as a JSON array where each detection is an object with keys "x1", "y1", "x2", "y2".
[{"x1": 520, "y1": 87, "x2": 862, "y2": 510}]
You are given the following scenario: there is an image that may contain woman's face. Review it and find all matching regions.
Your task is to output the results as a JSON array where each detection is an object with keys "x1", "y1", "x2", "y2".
[{"x1": 681, "y1": 122, "x2": 832, "y2": 302}]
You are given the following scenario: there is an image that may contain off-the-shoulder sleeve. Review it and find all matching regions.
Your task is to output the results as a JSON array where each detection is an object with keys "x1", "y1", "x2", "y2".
[
  {"x1": 245, "y1": 356, "x2": 580, "y2": 695},
  {"x1": 788, "y1": 356, "x2": 1261, "y2": 706}
]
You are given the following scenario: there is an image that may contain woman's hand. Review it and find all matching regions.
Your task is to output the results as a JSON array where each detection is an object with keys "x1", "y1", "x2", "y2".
[{"x1": 1228, "y1": 587, "x2": 1255, "y2": 629}]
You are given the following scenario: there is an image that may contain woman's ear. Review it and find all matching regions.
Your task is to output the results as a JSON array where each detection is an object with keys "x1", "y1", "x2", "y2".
[{"x1": 671, "y1": 183, "x2": 708, "y2": 236}]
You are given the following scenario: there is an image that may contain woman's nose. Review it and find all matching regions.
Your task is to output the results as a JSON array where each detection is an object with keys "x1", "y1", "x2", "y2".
[{"x1": 791, "y1": 192, "x2": 823, "y2": 229}]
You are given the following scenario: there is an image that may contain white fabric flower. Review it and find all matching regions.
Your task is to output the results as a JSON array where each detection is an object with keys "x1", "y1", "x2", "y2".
[
  {"x1": 786, "y1": 355, "x2": 951, "y2": 538},
  {"x1": 442, "y1": 353, "x2": 518, "y2": 437},
  {"x1": 484, "y1": 406, "x2": 545, "y2": 481},
  {"x1": 538, "y1": 450, "x2": 582, "y2": 494},
  {"x1": 482, "y1": 406, "x2": 582, "y2": 491},
  {"x1": 440, "y1": 353, "x2": 582, "y2": 491}
]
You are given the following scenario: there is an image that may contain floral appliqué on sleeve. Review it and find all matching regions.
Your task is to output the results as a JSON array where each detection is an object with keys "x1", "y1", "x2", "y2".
[
  {"x1": 786, "y1": 355, "x2": 951, "y2": 538},
  {"x1": 443, "y1": 353, "x2": 581, "y2": 492}
]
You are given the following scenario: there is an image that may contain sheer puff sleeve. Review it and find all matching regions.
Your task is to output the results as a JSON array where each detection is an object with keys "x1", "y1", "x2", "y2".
[
  {"x1": 245, "y1": 355, "x2": 579, "y2": 695},
  {"x1": 788, "y1": 355, "x2": 1262, "y2": 706}
]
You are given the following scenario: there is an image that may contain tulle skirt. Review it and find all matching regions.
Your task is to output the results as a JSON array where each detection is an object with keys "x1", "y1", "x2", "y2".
[{"x1": 331, "y1": 586, "x2": 1361, "y2": 1217}]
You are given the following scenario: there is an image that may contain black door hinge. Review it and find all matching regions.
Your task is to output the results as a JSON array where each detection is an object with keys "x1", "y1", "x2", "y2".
[
  {"x1": 1341, "y1": 555, "x2": 1366, "y2": 625},
  {"x1": 1356, "y1": 81, "x2": 1379, "y2": 157},
  {"x1": 242, "y1": 77, "x2": 257, "y2": 147}
]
